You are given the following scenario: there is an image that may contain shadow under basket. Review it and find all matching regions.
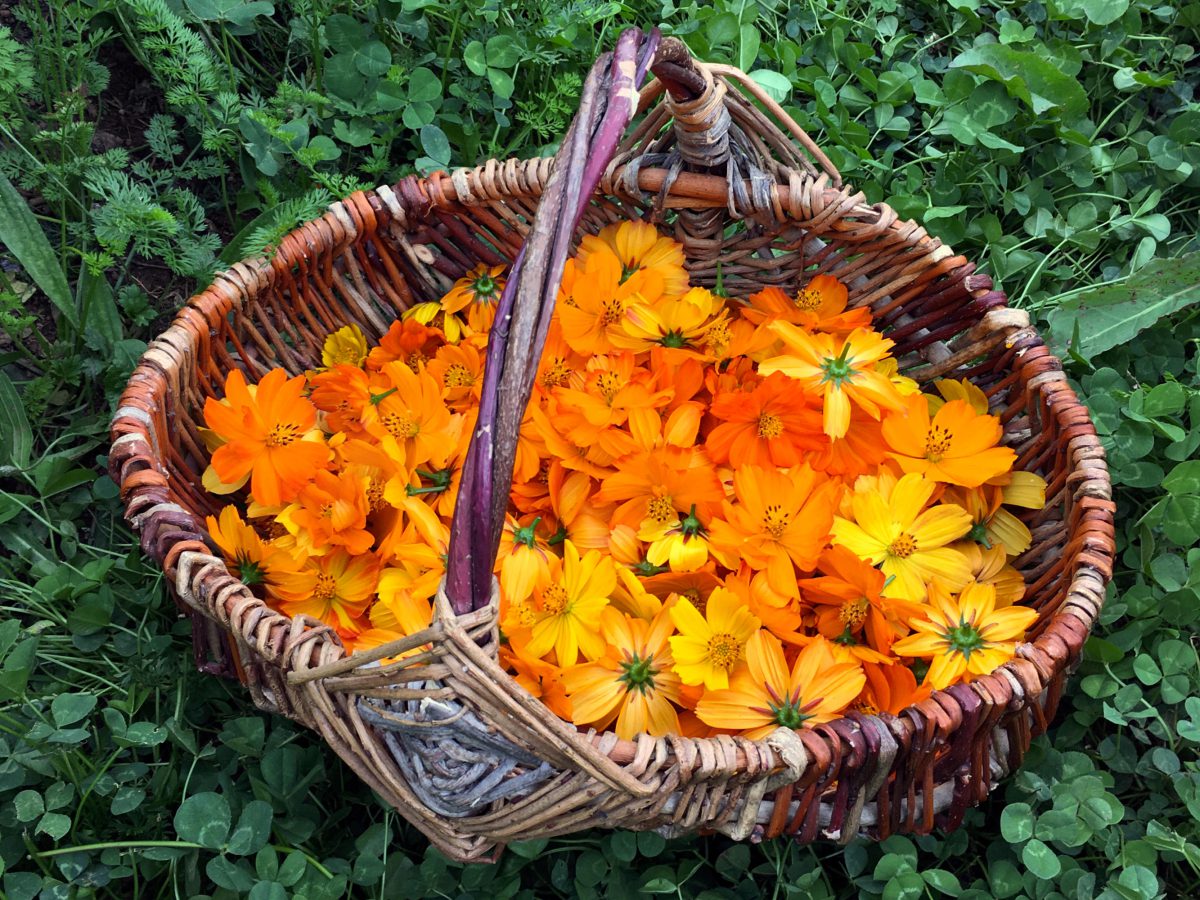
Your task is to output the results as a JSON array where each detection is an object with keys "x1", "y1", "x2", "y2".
[{"x1": 109, "y1": 35, "x2": 1115, "y2": 863}]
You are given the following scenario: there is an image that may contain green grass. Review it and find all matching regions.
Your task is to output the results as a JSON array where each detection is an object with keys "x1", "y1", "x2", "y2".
[{"x1": 1, "y1": 0, "x2": 1199, "y2": 897}]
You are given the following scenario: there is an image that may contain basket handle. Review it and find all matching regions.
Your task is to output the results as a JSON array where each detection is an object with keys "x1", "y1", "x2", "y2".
[{"x1": 443, "y1": 32, "x2": 834, "y2": 614}]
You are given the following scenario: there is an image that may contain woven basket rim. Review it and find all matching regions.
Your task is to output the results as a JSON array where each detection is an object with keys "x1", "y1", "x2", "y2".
[{"x1": 110, "y1": 154, "x2": 1116, "y2": 851}]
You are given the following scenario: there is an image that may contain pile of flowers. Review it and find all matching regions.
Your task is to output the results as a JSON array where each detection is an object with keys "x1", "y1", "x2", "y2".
[{"x1": 200, "y1": 221, "x2": 1046, "y2": 740}]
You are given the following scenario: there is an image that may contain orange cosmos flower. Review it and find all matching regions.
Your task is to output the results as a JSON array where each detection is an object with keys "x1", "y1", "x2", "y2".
[
  {"x1": 367, "y1": 317, "x2": 445, "y2": 370},
  {"x1": 577, "y1": 220, "x2": 689, "y2": 299},
  {"x1": 204, "y1": 367, "x2": 330, "y2": 506},
  {"x1": 609, "y1": 287, "x2": 727, "y2": 358},
  {"x1": 892, "y1": 582, "x2": 1038, "y2": 690},
  {"x1": 544, "y1": 467, "x2": 611, "y2": 552},
  {"x1": 805, "y1": 405, "x2": 889, "y2": 482},
  {"x1": 742, "y1": 275, "x2": 872, "y2": 335},
  {"x1": 309, "y1": 364, "x2": 373, "y2": 436},
  {"x1": 440, "y1": 263, "x2": 506, "y2": 333},
  {"x1": 759, "y1": 325, "x2": 906, "y2": 440},
  {"x1": 594, "y1": 446, "x2": 724, "y2": 533},
  {"x1": 205, "y1": 505, "x2": 303, "y2": 600},
  {"x1": 425, "y1": 338, "x2": 484, "y2": 411},
  {"x1": 553, "y1": 352, "x2": 672, "y2": 462},
  {"x1": 708, "y1": 464, "x2": 840, "y2": 598},
  {"x1": 558, "y1": 248, "x2": 661, "y2": 356},
  {"x1": 695, "y1": 632, "x2": 865, "y2": 739},
  {"x1": 882, "y1": 395, "x2": 1017, "y2": 488},
  {"x1": 563, "y1": 604, "x2": 683, "y2": 740},
  {"x1": 706, "y1": 372, "x2": 825, "y2": 468},
  {"x1": 536, "y1": 320, "x2": 586, "y2": 392},
  {"x1": 524, "y1": 541, "x2": 616, "y2": 665},
  {"x1": 831, "y1": 472, "x2": 973, "y2": 602},
  {"x1": 277, "y1": 469, "x2": 374, "y2": 556},
  {"x1": 273, "y1": 549, "x2": 380, "y2": 635},
  {"x1": 669, "y1": 587, "x2": 761, "y2": 690},
  {"x1": 361, "y1": 361, "x2": 455, "y2": 469},
  {"x1": 803, "y1": 545, "x2": 928, "y2": 655},
  {"x1": 500, "y1": 637, "x2": 573, "y2": 720},
  {"x1": 857, "y1": 661, "x2": 930, "y2": 715}
]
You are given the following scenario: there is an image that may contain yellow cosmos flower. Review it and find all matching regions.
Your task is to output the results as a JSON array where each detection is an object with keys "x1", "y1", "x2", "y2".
[
  {"x1": 892, "y1": 582, "x2": 1038, "y2": 689},
  {"x1": 759, "y1": 324, "x2": 907, "y2": 439},
  {"x1": 577, "y1": 220, "x2": 689, "y2": 298},
  {"x1": 639, "y1": 505, "x2": 714, "y2": 573},
  {"x1": 609, "y1": 287, "x2": 726, "y2": 357},
  {"x1": 668, "y1": 587, "x2": 761, "y2": 690},
  {"x1": 273, "y1": 549, "x2": 380, "y2": 636},
  {"x1": 942, "y1": 484, "x2": 1033, "y2": 556},
  {"x1": 562, "y1": 604, "x2": 683, "y2": 739},
  {"x1": 831, "y1": 473, "x2": 973, "y2": 602},
  {"x1": 695, "y1": 632, "x2": 865, "y2": 739},
  {"x1": 524, "y1": 541, "x2": 617, "y2": 665},
  {"x1": 321, "y1": 324, "x2": 369, "y2": 370}
]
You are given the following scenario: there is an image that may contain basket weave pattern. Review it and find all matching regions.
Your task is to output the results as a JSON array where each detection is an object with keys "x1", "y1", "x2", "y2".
[{"x1": 110, "y1": 41, "x2": 1115, "y2": 862}]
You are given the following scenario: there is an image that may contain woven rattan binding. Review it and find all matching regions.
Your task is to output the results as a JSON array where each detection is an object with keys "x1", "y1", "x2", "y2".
[{"x1": 109, "y1": 34, "x2": 1115, "y2": 862}]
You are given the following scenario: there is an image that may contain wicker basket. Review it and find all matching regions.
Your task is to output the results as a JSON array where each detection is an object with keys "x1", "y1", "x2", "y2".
[{"x1": 109, "y1": 32, "x2": 1115, "y2": 863}]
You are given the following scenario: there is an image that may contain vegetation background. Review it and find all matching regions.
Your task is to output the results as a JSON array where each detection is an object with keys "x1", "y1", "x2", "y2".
[{"x1": 0, "y1": 0, "x2": 1198, "y2": 897}]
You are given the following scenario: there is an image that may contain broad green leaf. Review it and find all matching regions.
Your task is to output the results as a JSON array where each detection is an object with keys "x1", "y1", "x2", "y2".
[
  {"x1": 184, "y1": 0, "x2": 273, "y2": 27},
  {"x1": 175, "y1": 792, "x2": 232, "y2": 849},
  {"x1": 463, "y1": 40, "x2": 487, "y2": 76},
  {"x1": 420, "y1": 124, "x2": 451, "y2": 166},
  {"x1": 323, "y1": 14, "x2": 364, "y2": 53},
  {"x1": 51, "y1": 692, "x2": 96, "y2": 727},
  {"x1": 0, "y1": 372, "x2": 32, "y2": 470},
  {"x1": 352, "y1": 41, "x2": 391, "y2": 77},
  {"x1": 1045, "y1": 252, "x2": 1200, "y2": 358},
  {"x1": 1082, "y1": 0, "x2": 1128, "y2": 25},
  {"x1": 749, "y1": 69, "x2": 791, "y2": 103},
  {"x1": 407, "y1": 67, "x2": 441, "y2": 103},
  {"x1": 1021, "y1": 838, "x2": 1062, "y2": 879},
  {"x1": 1163, "y1": 461, "x2": 1200, "y2": 496},
  {"x1": 950, "y1": 45, "x2": 1088, "y2": 118},
  {"x1": 485, "y1": 34, "x2": 519, "y2": 69},
  {"x1": 738, "y1": 24, "x2": 760, "y2": 73},
  {"x1": 1000, "y1": 803, "x2": 1034, "y2": 842},
  {"x1": 227, "y1": 800, "x2": 274, "y2": 855},
  {"x1": 0, "y1": 172, "x2": 77, "y2": 331}
]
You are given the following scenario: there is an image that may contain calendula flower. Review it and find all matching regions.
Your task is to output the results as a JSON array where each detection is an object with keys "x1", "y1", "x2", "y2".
[
  {"x1": 563, "y1": 605, "x2": 683, "y2": 739},
  {"x1": 439, "y1": 263, "x2": 506, "y2": 333},
  {"x1": 669, "y1": 588, "x2": 761, "y2": 690},
  {"x1": 639, "y1": 504, "x2": 715, "y2": 573},
  {"x1": 274, "y1": 549, "x2": 380, "y2": 635},
  {"x1": 708, "y1": 464, "x2": 840, "y2": 598},
  {"x1": 831, "y1": 472, "x2": 973, "y2": 602},
  {"x1": 759, "y1": 325, "x2": 907, "y2": 439},
  {"x1": 577, "y1": 220, "x2": 689, "y2": 298},
  {"x1": 204, "y1": 368, "x2": 330, "y2": 506},
  {"x1": 205, "y1": 505, "x2": 303, "y2": 600},
  {"x1": 695, "y1": 632, "x2": 865, "y2": 738},
  {"x1": 321, "y1": 324, "x2": 368, "y2": 369},
  {"x1": 524, "y1": 541, "x2": 616, "y2": 665},
  {"x1": 742, "y1": 275, "x2": 873, "y2": 335},
  {"x1": 706, "y1": 373, "x2": 825, "y2": 468},
  {"x1": 892, "y1": 582, "x2": 1038, "y2": 689},
  {"x1": 882, "y1": 395, "x2": 1017, "y2": 488}
]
